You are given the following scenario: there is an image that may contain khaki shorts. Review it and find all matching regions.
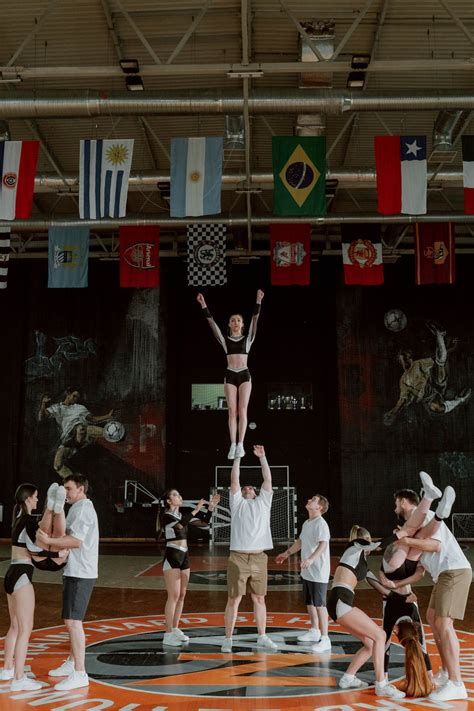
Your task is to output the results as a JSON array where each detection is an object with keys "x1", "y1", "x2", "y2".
[
  {"x1": 227, "y1": 551, "x2": 268, "y2": 597},
  {"x1": 428, "y1": 568, "x2": 472, "y2": 620}
]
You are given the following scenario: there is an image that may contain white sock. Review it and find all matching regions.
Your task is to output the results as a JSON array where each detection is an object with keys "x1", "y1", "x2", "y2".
[
  {"x1": 342, "y1": 673, "x2": 354, "y2": 681},
  {"x1": 375, "y1": 680, "x2": 387, "y2": 688}
]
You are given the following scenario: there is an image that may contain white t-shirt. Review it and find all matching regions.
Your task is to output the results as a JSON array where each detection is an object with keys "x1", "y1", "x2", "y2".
[
  {"x1": 229, "y1": 487, "x2": 273, "y2": 551},
  {"x1": 300, "y1": 516, "x2": 331, "y2": 583},
  {"x1": 64, "y1": 498, "x2": 99, "y2": 579},
  {"x1": 47, "y1": 402, "x2": 91, "y2": 441},
  {"x1": 420, "y1": 520, "x2": 471, "y2": 583}
]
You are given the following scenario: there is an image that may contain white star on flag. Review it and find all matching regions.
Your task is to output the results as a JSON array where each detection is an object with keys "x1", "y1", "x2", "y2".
[{"x1": 405, "y1": 140, "x2": 421, "y2": 157}]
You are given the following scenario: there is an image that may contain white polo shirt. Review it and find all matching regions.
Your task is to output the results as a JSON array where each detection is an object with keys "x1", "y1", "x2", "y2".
[
  {"x1": 420, "y1": 520, "x2": 471, "y2": 583},
  {"x1": 229, "y1": 487, "x2": 273, "y2": 552},
  {"x1": 300, "y1": 516, "x2": 331, "y2": 583},
  {"x1": 64, "y1": 498, "x2": 99, "y2": 579}
]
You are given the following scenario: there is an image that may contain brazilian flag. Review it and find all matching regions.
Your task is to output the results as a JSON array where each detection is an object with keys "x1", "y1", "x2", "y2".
[{"x1": 272, "y1": 136, "x2": 326, "y2": 216}]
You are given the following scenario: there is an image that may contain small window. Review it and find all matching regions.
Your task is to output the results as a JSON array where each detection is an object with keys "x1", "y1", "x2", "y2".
[{"x1": 192, "y1": 384, "x2": 227, "y2": 410}]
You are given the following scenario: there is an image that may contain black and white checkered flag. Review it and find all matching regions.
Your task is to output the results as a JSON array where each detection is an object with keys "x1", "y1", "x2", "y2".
[
  {"x1": 187, "y1": 223, "x2": 227, "y2": 286},
  {"x1": 0, "y1": 227, "x2": 11, "y2": 290}
]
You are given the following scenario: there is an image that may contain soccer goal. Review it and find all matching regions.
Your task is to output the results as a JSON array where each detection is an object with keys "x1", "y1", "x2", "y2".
[
  {"x1": 452, "y1": 513, "x2": 474, "y2": 541},
  {"x1": 211, "y1": 464, "x2": 297, "y2": 544}
]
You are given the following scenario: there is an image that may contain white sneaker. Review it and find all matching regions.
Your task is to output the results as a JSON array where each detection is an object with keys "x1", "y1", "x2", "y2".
[
  {"x1": 235, "y1": 443, "x2": 245, "y2": 458},
  {"x1": 221, "y1": 638, "x2": 233, "y2": 653},
  {"x1": 297, "y1": 629, "x2": 321, "y2": 643},
  {"x1": 429, "y1": 680, "x2": 467, "y2": 701},
  {"x1": 172, "y1": 628, "x2": 190, "y2": 642},
  {"x1": 48, "y1": 658, "x2": 75, "y2": 677},
  {"x1": 0, "y1": 668, "x2": 14, "y2": 681},
  {"x1": 436, "y1": 486, "x2": 456, "y2": 520},
  {"x1": 10, "y1": 676, "x2": 43, "y2": 691},
  {"x1": 227, "y1": 443, "x2": 236, "y2": 460},
  {"x1": 433, "y1": 668, "x2": 449, "y2": 687},
  {"x1": 375, "y1": 683, "x2": 406, "y2": 699},
  {"x1": 419, "y1": 471, "x2": 442, "y2": 501},
  {"x1": 54, "y1": 485, "x2": 67, "y2": 514},
  {"x1": 339, "y1": 675, "x2": 368, "y2": 689},
  {"x1": 257, "y1": 634, "x2": 277, "y2": 650},
  {"x1": 54, "y1": 671, "x2": 89, "y2": 691},
  {"x1": 163, "y1": 631, "x2": 183, "y2": 646},
  {"x1": 46, "y1": 482, "x2": 59, "y2": 511},
  {"x1": 311, "y1": 636, "x2": 331, "y2": 653}
]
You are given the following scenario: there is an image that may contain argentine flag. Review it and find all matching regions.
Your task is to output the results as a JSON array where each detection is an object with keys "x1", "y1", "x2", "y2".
[
  {"x1": 79, "y1": 139, "x2": 134, "y2": 219},
  {"x1": 170, "y1": 137, "x2": 223, "y2": 217}
]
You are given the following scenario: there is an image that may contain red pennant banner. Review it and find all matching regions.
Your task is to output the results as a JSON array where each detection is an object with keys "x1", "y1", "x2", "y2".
[
  {"x1": 415, "y1": 223, "x2": 455, "y2": 285},
  {"x1": 270, "y1": 224, "x2": 310, "y2": 285},
  {"x1": 119, "y1": 226, "x2": 160, "y2": 288}
]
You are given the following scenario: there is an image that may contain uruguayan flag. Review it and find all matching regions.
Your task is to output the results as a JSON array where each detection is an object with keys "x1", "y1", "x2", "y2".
[
  {"x1": 170, "y1": 137, "x2": 223, "y2": 217},
  {"x1": 79, "y1": 139, "x2": 134, "y2": 219}
]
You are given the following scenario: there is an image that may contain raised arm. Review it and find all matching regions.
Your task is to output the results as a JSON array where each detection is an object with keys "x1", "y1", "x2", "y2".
[
  {"x1": 38, "y1": 394, "x2": 52, "y2": 422},
  {"x1": 254, "y1": 444, "x2": 272, "y2": 492},
  {"x1": 247, "y1": 289, "x2": 264, "y2": 345},
  {"x1": 196, "y1": 292, "x2": 227, "y2": 351},
  {"x1": 230, "y1": 456, "x2": 241, "y2": 494}
]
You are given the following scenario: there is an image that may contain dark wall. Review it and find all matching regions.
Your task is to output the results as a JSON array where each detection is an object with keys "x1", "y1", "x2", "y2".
[{"x1": 2, "y1": 254, "x2": 473, "y2": 538}]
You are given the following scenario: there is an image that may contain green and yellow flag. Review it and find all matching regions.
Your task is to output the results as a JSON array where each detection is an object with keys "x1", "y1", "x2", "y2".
[{"x1": 272, "y1": 136, "x2": 326, "y2": 216}]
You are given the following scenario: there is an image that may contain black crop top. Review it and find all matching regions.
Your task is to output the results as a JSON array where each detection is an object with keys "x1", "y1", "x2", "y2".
[
  {"x1": 163, "y1": 508, "x2": 212, "y2": 543},
  {"x1": 12, "y1": 514, "x2": 60, "y2": 559},
  {"x1": 202, "y1": 305, "x2": 260, "y2": 357}
]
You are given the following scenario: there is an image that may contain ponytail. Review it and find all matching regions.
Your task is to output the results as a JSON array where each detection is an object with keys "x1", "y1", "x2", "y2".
[
  {"x1": 349, "y1": 525, "x2": 371, "y2": 542},
  {"x1": 397, "y1": 620, "x2": 433, "y2": 698},
  {"x1": 156, "y1": 488, "x2": 175, "y2": 541}
]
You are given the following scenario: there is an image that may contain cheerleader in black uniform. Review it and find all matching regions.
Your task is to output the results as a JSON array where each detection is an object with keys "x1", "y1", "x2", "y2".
[
  {"x1": 160, "y1": 489, "x2": 220, "y2": 646},
  {"x1": 197, "y1": 290, "x2": 264, "y2": 459}
]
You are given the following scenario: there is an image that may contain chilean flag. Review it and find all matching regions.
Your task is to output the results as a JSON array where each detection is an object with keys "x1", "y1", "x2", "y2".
[
  {"x1": 461, "y1": 135, "x2": 474, "y2": 214},
  {"x1": 374, "y1": 135, "x2": 427, "y2": 215},
  {"x1": 0, "y1": 141, "x2": 39, "y2": 220}
]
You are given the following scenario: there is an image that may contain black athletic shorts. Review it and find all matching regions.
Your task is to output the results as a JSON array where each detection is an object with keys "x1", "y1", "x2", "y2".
[
  {"x1": 224, "y1": 368, "x2": 251, "y2": 388},
  {"x1": 327, "y1": 585, "x2": 355, "y2": 622},
  {"x1": 62, "y1": 576, "x2": 96, "y2": 621},
  {"x1": 4, "y1": 563, "x2": 34, "y2": 594},
  {"x1": 302, "y1": 579, "x2": 328, "y2": 607},
  {"x1": 32, "y1": 557, "x2": 67, "y2": 572},
  {"x1": 163, "y1": 546, "x2": 190, "y2": 571}
]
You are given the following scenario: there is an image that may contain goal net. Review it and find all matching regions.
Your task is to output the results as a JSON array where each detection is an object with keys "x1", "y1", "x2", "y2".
[
  {"x1": 210, "y1": 486, "x2": 297, "y2": 544},
  {"x1": 452, "y1": 513, "x2": 474, "y2": 541}
]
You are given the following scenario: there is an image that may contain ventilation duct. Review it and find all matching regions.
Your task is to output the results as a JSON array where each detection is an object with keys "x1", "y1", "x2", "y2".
[
  {"x1": 299, "y1": 20, "x2": 335, "y2": 89},
  {"x1": 431, "y1": 109, "x2": 470, "y2": 162}
]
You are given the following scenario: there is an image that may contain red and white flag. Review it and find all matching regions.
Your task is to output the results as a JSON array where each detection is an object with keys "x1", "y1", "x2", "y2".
[
  {"x1": 374, "y1": 135, "x2": 427, "y2": 215},
  {"x1": 415, "y1": 223, "x2": 455, "y2": 285},
  {"x1": 0, "y1": 141, "x2": 39, "y2": 220},
  {"x1": 341, "y1": 224, "x2": 383, "y2": 285},
  {"x1": 462, "y1": 135, "x2": 474, "y2": 214},
  {"x1": 120, "y1": 226, "x2": 160, "y2": 287},
  {"x1": 270, "y1": 224, "x2": 310, "y2": 285}
]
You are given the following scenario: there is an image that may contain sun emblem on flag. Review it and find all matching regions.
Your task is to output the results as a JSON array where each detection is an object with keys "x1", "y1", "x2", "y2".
[
  {"x1": 106, "y1": 143, "x2": 129, "y2": 166},
  {"x1": 190, "y1": 171, "x2": 201, "y2": 182}
]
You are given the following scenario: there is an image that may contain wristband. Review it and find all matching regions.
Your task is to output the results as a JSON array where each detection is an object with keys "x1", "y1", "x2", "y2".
[
  {"x1": 202, "y1": 307, "x2": 211, "y2": 318},
  {"x1": 253, "y1": 303, "x2": 261, "y2": 315}
]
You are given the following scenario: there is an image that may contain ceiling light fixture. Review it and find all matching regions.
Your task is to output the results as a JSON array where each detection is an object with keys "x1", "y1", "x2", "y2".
[
  {"x1": 125, "y1": 75, "x2": 144, "y2": 91},
  {"x1": 119, "y1": 59, "x2": 140, "y2": 74}
]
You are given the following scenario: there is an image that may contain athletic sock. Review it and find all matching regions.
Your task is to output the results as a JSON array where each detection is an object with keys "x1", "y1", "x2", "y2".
[
  {"x1": 375, "y1": 680, "x2": 388, "y2": 688},
  {"x1": 342, "y1": 673, "x2": 355, "y2": 681}
]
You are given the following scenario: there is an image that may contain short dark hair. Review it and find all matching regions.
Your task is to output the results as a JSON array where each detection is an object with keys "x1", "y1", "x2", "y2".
[
  {"x1": 63, "y1": 473, "x2": 88, "y2": 494},
  {"x1": 394, "y1": 488, "x2": 419, "y2": 505}
]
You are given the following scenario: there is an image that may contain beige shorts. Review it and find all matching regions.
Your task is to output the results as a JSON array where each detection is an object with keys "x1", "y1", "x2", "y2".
[
  {"x1": 428, "y1": 568, "x2": 472, "y2": 620},
  {"x1": 227, "y1": 551, "x2": 268, "y2": 597}
]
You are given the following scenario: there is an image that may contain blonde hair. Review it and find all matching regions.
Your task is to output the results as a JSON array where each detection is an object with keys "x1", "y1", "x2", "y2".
[
  {"x1": 349, "y1": 525, "x2": 371, "y2": 542},
  {"x1": 315, "y1": 494, "x2": 329, "y2": 514},
  {"x1": 397, "y1": 620, "x2": 434, "y2": 698}
]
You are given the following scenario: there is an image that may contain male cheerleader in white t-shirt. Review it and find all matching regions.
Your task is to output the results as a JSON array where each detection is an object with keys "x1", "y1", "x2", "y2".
[
  {"x1": 221, "y1": 445, "x2": 277, "y2": 653},
  {"x1": 276, "y1": 495, "x2": 331, "y2": 652}
]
